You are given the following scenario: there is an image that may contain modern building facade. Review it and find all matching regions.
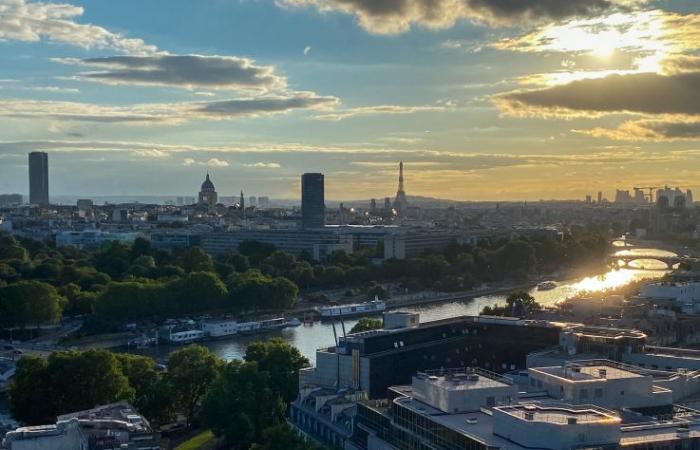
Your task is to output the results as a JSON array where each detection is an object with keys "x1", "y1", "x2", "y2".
[
  {"x1": 301, "y1": 173, "x2": 325, "y2": 229},
  {"x1": 200, "y1": 229, "x2": 352, "y2": 261},
  {"x1": 28, "y1": 151, "x2": 49, "y2": 206}
]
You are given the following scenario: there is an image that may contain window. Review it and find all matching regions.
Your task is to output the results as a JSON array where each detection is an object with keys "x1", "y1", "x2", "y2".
[
  {"x1": 486, "y1": 396, "x2": 495, "y2": 407},
  {"x1": 594, "y1": 388, "x2": 603, "y2": 398},
  {"x1": 580, "y1": 389, "x2": 589, "y2": 399}
]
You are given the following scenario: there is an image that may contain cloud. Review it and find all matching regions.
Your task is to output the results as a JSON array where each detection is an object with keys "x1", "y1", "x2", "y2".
[
  {"x1": 278, "y1": 0, "x2": 625, "y2": 34},
  {"x1": 0, "y1": 0, "x2": 157, "y2": 54},
  {"x1": 303, "y1": 46, "x2": 312, "y2": 56},
  {"x1": 59, "y1": 54, "x2": 286, "y2": 91},
  {"x1": 0, "y1": 92, "x2": 339, "y2": 123},
  {"x1": 315, "y1": 104, "x2": 448, "y2": 121},
  {"x1": 207, "y1": 158, "x2": 229, "y2": 167},
  {"x1": 244, "y1": 162, "x2": 282, "y2": 168},
  {"x1": 495, "y1": 72, "x2": 700, "y2": 118},
  {"x1": 198, "y1": 93, "x2": 338, "y2": 118},
  {"x1": 662, "y1": 55, "x2": 700, "y2": 75},
  {"x1": 132, "y1": 149, "x2": 169, "y2": 158},
  {"x1": 181, "y1": 157, "x2": 229, "y2": 167},
  {"x1": 578, "y1": 117, "x2": 700, "y2": 141}
]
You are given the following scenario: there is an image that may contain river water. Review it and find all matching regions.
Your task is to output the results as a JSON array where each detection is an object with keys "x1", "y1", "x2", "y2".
[{"x1": 136, "y1": 245, "x2": 674, "y2": 364}]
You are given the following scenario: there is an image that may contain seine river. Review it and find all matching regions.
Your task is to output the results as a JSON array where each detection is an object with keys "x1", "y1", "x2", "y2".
[{"x1": 140, "y1": 246, "x2": 675, "y2": 364}]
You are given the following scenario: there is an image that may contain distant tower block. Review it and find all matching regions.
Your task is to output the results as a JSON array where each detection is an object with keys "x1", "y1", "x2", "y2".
[
  {"x1": 393, "y1": 161, "x2": 408, "y2": 215},
  {"x1": 29, "y1": 151, "x2": 49, "y2": 206},
  {"x1": 301, "y1": 173, "x2": 325, "y2": 229}
]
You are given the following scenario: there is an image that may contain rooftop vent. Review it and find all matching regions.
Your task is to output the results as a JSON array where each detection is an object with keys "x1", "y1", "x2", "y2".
[
  {"x1": 467, "y1": 374, "x2": 480, "y2": 382},
  {"x1": 524, "y1": 411, "x2": 535, "y2": 421},
  {"x1": 568, "y1": 417, "x2": 578, "y2": 425},
  {"x1": 598, "y1": 369, "x2": 607, "y2": 378}
]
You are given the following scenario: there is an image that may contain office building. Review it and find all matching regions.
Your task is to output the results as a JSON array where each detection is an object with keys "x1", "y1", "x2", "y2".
[
  {"x1": 56, "y1": 231, "x2": 141, "y2": 249},
  {"x1": 295, "y1": 314, "x2": 561, "y2": 400},
  {"x1": 301, "y1": 173, "x2": 325, "y2": 229},
  {"x1": 0, "y1": 194, "x2": 22, "y2": 206},
  {"x1": 3, "y1": 401, "x2": 159, "y2": 450},
  {"x1": 352, "y1": 360, "x2": 700, "y2": 450},
  {"x1": 201, "y1": 229, "x2": 352, "y2": 261},
  {"x1": 28, "y1": 151, "x2": 49, "y2": 206}
]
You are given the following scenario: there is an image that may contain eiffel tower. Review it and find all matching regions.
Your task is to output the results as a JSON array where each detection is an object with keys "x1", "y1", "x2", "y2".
[{"x1": 393, "y1": 161, "x2": 408, "y2": 215}]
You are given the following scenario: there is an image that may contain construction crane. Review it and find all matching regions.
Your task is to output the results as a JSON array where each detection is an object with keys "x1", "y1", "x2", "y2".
[{"x1": 634, "y1": 186, "x2": 659, "y2": 203}]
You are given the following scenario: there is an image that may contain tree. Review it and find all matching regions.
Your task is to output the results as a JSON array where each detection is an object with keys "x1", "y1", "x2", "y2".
[
  {"x1": 46, "y1": 349, "x2": 135, "y2": 415},
  {"x1": 167, "y1": 344, "x2": 222, "y2": 426},
  {"x1": 350, "y1": 317, "x2": 383, "y2": 334},
  {"x1": 251, "y1": 424, "x2": 326, "y2": 450},
  {"x1": 94, "y1": 241, "x2": 132, "y2": 278},
  {"x1": 0, "y1": 234, "x2": 28, "y2": 262},
  {"x1": 239, "y1": 241, "x2": 277, "y2": 267},
  {"x1": 178, "y1": 247, "x2": 214, "y2": 273},
  {"x1": 202, "y1": 361, "x2": 285, "y2": 449},
  {"x1": 245, "y1": 338, "x2": 309, "y2": 404},
  {"x1": 0, "y1": 280, "x2": 63, "y2": 330},
  {"x1": 505, "y1": 291, "x2": 541, "y2": 316},
  {"x1": 365, "y1": 282, "x2": 388, "y2": 300},
  {"x1": 8, "y1": 356, "x2": 53, "y2": 424},
  {"x1": 116, "y1": 353, "x2": 174, "y2": 426}
]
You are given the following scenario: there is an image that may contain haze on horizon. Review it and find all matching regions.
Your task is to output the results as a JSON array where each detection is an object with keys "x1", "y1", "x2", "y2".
[{"x1": 0, "y1": 0, "x2": 698, "y2": 202}]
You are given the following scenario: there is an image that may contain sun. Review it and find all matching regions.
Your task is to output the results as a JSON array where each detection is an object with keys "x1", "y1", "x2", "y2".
[{"x1": 592, "y1": 42, "x2": 617, "y2": 58}]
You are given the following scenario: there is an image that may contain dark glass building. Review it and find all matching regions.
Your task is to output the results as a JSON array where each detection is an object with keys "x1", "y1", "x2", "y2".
[
  {"x1": 28, "y1": 151, "x2": 49, "y2": 206},
  {"x1": 301, "y1": 173, "x2": 325, "y2": 229}
]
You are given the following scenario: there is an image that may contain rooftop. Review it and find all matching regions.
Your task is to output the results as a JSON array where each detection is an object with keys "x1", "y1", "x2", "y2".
[
  {"x1": 415, "y1": 368, "x2": 513, "y2": 391},
  {"x1": 533, "y1": 363, "x2": 644, "y2": 382},
  {"x1": 497, "y1": 404, "x2": 620, "y2": 425}
]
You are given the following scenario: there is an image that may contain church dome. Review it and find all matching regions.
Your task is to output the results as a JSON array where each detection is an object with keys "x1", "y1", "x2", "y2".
[{"x1": 201, "y1": 173, "x2": 216, "y2": 192}]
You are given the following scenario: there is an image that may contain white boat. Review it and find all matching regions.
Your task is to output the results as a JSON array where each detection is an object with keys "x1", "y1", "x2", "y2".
[
  {"x1": 537, "y1": 281, "x2": 558, "y2": 291},
  {"x1": 164, "y1": 328, "x2": 205, "y2": 344},
  {"x1": 319, "y1": 299, "x2": 386, "y2": 319},
  {"x1": 201, "y1": 319, "x2": 239, "y2": 339},
  {"x1": 237, "y1": 317, "x2": 289, "y2": 335}
]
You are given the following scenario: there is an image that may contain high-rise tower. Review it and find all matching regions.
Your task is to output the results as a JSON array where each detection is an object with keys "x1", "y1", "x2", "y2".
[
  {"x1": 301, "y1": 173, "x2": 325, "y2": 229},
  {"x1": 393, "y1": 161, "x2": 408, "y2": 215},
  {"x1": 28, "y1": 151, "x2": 49, "y2": 206}
]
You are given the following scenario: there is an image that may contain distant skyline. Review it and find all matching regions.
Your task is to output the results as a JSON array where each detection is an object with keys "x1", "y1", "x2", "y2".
[{"x1": 0, "y1": 0, "x2": 699, "y2": 201}]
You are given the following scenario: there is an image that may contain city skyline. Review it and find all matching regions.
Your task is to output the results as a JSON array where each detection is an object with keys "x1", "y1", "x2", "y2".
[{"x1": 0, "y1": 0, "x2": 699, "y2": 200}]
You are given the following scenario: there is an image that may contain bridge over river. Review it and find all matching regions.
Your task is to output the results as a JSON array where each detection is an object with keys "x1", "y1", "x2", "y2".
[{"x1": 610, "y1": 253, "x2": 699, "y2": 269}]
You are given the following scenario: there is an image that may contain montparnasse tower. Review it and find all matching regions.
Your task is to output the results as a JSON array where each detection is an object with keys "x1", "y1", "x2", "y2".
[{"x1": 393, "y1": 161, "x2": 408, "y2": 215}]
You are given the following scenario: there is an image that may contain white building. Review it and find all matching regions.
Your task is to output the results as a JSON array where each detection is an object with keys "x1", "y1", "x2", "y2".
[
  {"x1": 55, "y1": 230, "x2": 141, "y2": 249},
  {"x1": 641, "y1": 281, "x2": 700, "y2": 314},
  {"x1": 3, "y1": 419, "x2": 87, "y2": 450}
]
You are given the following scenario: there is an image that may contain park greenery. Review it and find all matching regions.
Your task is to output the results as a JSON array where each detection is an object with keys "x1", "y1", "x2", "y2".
[
  {"x1": 0, "y1": 225, "x2": 609, "y2": 331},
  {"x1": 350, "y1": 317, "x2": 384, "y2": 334},
  {"x1": 8, "y1": 339, "x2": 318, "y2": 450},
  {"x1": 480, "y1": 291, "x2": 542, "y2": 317}
]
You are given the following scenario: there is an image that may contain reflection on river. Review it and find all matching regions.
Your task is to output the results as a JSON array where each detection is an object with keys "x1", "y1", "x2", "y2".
[{"x1": 138, "y1": 247, "x2": 675, "y2": 364}]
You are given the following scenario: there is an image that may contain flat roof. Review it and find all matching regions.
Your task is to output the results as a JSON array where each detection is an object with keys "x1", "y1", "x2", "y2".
[
  {"x1": 534, "y1": 364, "x2": 644, "y2": 382},
  {"x1": 416, "y1": 372, "x2": 511, "y2": 391},
  {"x1": 497, "y1": 404, "x2": 619, "y2": 425}
]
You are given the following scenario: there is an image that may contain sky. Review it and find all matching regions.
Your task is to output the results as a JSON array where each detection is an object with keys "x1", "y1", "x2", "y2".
[{"x1": 0, "y1": 0, "x2": 699, "y2": 201}]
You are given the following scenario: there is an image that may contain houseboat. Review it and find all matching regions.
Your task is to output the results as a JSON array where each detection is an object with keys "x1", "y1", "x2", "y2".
[{"x1": 319, "y1": 299, "x2": 386, "y2": 319}]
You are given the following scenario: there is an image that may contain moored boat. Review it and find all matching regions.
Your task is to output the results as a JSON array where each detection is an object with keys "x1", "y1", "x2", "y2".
[{"x1": 319, "y1": 299, "x2": 386, "y2": 319}]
